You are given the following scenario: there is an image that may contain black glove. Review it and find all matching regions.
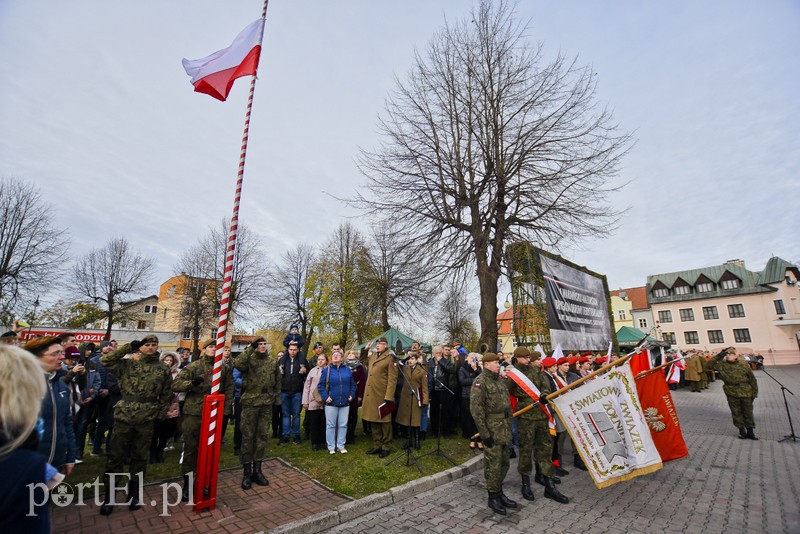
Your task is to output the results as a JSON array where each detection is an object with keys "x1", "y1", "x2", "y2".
[
  {"x1": 130, "y1": 340, "x2": 142, "y2": 352},
  {"x1": 192, "y1": 375, "x2": 205, "y2": 386},
  {"x1": 483, "y1": 436, "x2": 494, "y2": 448},
  {"x1": 250, "y1": 340, "x2": 259, "y2": 348},
  {"x1": 539, "y1": 396, "x2": 549, "y2": 406},
  {"x1": 715, "y1": 348, "x2": 729, "y2": 361}
]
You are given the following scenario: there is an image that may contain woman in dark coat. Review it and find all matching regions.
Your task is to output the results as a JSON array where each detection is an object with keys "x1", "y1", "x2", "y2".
[
  {"x1": 396, "y1": 352, "x2": 428, "y2": 450},
  {"x1": 458, "y1": 353, "x2": 482, "y2": 449}
]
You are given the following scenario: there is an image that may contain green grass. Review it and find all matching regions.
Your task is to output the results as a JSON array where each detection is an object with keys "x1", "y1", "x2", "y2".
[{"x1": 69, "y1": 425, "x2": 477, "y2": 499}]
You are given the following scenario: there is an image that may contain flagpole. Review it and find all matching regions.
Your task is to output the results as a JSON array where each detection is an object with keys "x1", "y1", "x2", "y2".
[
  {"x1": 197, "y1": 0, "x2": 270, "y2": 512},
  {"x1": 635, "y1": 355, "x2": 689, "y2": 379}
]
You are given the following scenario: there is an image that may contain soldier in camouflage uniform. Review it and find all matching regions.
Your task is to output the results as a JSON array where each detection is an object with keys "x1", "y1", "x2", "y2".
[
  {"x1": 711, "y1": 347, "x2": 759, "y2": 440},
  {"x1": 469, "y1": 352, "x2": 518, "y2": 515},
  {"x1": 98, "y1": 335, "x2": 172, "y2": 515},
  {"x1": 172, "y1": 339, "x2": 234, "y2": 502},
  {"x1": 234, "y1": 337, "x2": 281, "y2": 489},
  {"x1": 506, "y1": 347, "x2": 569, "y2": 504}
]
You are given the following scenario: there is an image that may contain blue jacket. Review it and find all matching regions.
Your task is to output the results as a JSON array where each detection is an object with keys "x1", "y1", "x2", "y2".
[
  {"x1": 233, "y1": 368, "x2": 243, "y2": 398},
  {"x1": 283, "y1": 332, "x2": 305, "y2": 350},
  {"x1": 38, "y1": 370, "x2": 77, "y2": 467},
  {"x1": 0, "y1": 448, "x2": 50, "y2": 533},
  {"x1": 317, "y1": 363, "x2": 356, "y2": 407},
  {"x1": 91, "y1": 354, "x2": 109, "y2": 389}
]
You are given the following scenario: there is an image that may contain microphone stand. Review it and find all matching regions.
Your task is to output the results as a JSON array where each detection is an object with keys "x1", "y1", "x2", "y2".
[
  {"x1": 760, "y1": 367, "x2": 797, "y2": 443},
  {"x1": 417, "y1": 374, "x2": 457, "y2": 466},
  {"x1": 385, "y1": 360, "x2": 424, "y2": 473}
]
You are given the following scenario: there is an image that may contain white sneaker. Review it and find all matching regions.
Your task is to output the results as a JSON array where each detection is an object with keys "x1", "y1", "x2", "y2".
[
  {"x1": 329, "y1": 449, "x2": 336, "y2": 455},
  {"x1": 74, "y1": 458, "x2": 84, "y2": 464},
  {"x1": 339, "y1": 448, "x2": 348, "y2": 454}
]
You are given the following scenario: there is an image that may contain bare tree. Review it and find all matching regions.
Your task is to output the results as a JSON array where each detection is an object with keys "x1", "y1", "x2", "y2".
[
  {"x1": 174, "y1": 244, "x2": 218, "y2": 356},
  {"x1": 437, "y1": 283, "x2": 479, "y2": 350},
  {"x1": 37, "y1": 299, "x2": 106, "y2": 329},
  {"x1": 363, "y1": 224, "x2": 435, "y2": 331},
  {"x1": 0, "y1": 177, "x2": 68, "y2": 319},
  {"x1": 72, "y1": 238, "x2": 155, "y2": 339},
  {"x1": 352, "y1": 0, "x2": 631, "y2": 350}
]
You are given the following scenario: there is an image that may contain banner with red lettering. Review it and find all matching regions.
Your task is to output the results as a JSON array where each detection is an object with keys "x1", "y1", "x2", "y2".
[{"x1": 633, "y1": 370, "x2": 688, "y2": 462}]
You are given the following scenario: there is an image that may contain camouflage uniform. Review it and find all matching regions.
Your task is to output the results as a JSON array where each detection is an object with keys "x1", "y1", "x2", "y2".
[
  {"x1": 99, "y1": 341, "x2": 172, "y2": 511},
  {"x1": 172, "y1": 354, "x2": 234, "y2": 475},
  {"x1": 470, "y1": 368, "x2": 511, "y2": 493},
  {"x1": 711, "y1": 356, "x2": 758, "y2": 432},
  {"x1": 507, "y1": 362, "x2": 554, "y2": 478},
  {"x1": 234, "y1": 344, "x2": 281, "y2": 463}
]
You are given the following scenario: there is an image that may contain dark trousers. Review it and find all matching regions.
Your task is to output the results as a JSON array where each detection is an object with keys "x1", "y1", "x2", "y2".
[
  {"x1": 271, "y1": 404, "x2": 282, "y2": 438},
  {"x1": 460, "y1": 397, "x2": 477, "y2": 439},
  {"x1": 430, "y1": 390, "x2": 454, "y2": 436},
  {"x1": 307, "y1": 409, "x2": 326, "y2": 449},
  {"x1": 233, "y1": 397, "x2": 243, "y2": 450},
  {"x1": 73, "y1": 400, "x2": 96, "y2": 458},
  {"x1": 92, "y1": 397, "x2": 115, "y2": 453},
  {"x1": 150, "y1": 417, "x2": 178, "y2": 454},
  {"x1": 346, "y1": 404, "x2": 359, "y2": 444}
]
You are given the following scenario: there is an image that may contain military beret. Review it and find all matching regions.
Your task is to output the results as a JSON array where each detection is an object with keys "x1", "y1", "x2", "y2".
[
  {"x1": 512, "y1": 346, "x2": 531, "y2": 358},
  {"x1": 578, "y1": 356, "x2": 590, "y2": 363},
  {"x1": 377, "y1": 337, "x2": 388, "y2": 343},
  {"x1": 530, "y1": 351, "x2": 542, "y2": 361},
  {"x1": 595, "y1": 356, "x2": 607, "y2": 365},
  {"x1": 24, "y1": 336, "x2": 60, "y2": 356},
  {"x1": 556, "y1": 357, "x2": 569, "y2": 366},
  {"x1": 202, "y1": 339, "x2": 215, "y2": 349},
  {"x1": 314, "y1": 341, "x2": 323, "y2": 348},
  {"x1": 482, "y1": 352, "x2": 499, "y2": 363},
  {"x1": 541, "y1": 357, "x2": 557, "y2": 368},
  {"x1": 141, "y1": 334, "x2": 159, "y2": 345},
  {"x1": 582, "y1": 351, "x2": 593, "y2": 357},
  {"x1": 567, "y1": 356, "x2": 578, "y2": 365}
]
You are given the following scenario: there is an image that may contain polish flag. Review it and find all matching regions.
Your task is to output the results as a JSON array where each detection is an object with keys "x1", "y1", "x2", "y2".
[{"x1": 182, "y1": 19, "x2": 265, "y2": 101}]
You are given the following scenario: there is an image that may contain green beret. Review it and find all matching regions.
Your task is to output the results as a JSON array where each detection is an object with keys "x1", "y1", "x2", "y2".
[
  {"x1": 513, "y1": 346, "x2": 531, "y2": 359},
  {"x1": 483, "y1": 352, "x2": 499, "y2": 363}
]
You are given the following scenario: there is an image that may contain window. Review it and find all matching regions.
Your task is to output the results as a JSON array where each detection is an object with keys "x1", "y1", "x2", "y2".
[
  {"x1": 167, "y1": 285, "x2": 176, "y2": 297},
  {"x1": 684, "y1": 331, "x2": 699, "y2": 344},
  {"x1": 727, "y1": 304, "x2": 746, "y2": 318},
  {"x1": 638, "y1": 318, "x2": 648, "y2": 329},
  {"x1": 679, "y1": 308, "x2": 695, "y2": 321},
  {"x1": 119, "y1": 321, "x2": 127, "y2": 328},
  {"x1": 674, "y1": 285, "x2": 691, "y2": 295},
  {"x1": 497, "y1": 322, "x2": 501, "y2": 331},
  {"x1": 721, "y1": 279, "x2": 740, "y2": 290},
  {"x1": 137, "y1": 320, "x2": 147, "y2": 330},
  {"x1": 733, "y1": 328, "x2": 751, "y2": 343},
  {"x1": 653, "y1": 288, "x2": 669, "y2": 298},
  {"x1": 144, "y1": 305, "x2": 157, "y2": 314},
  {"x1": 775, "y1": 300, "x2": 786, "y2": 315},
  {"x1": 696, "y1": 282, "x2": 714, "y2": 293},
  {"x1": 182, "y1": 328, "x2": 192, "y2": 340},
  {"x1": 658, "y1": 310, "x2": 672, "y2": 323},
  {"x1": 702, "y1": 306, "x2": 719, "y2": 320},
  {"x1": 708, "y1": 330, "x2": 724, "y2": 344},
  {"x1": 662, "y1": 332, "x2": 676, "y2": 344},
  {"x1": 618, "y1": 310, "x2": 627, "y2": 320}
]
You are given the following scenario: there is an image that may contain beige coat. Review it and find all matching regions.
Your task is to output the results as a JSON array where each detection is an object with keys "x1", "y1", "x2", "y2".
[
  {"x1": 684, "y1": 355, "x2": 704, "y2": 382},
  {"x1": 396, "y1": 364, "x2": 428, "y2": 427},
  {"x1": 361, "y1": 349, "x2": 399, "y2": 423}
]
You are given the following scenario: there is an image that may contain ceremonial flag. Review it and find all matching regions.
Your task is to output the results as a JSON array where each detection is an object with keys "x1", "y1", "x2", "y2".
[
  {"x1": 182, "y1": 19, "x2": 265, "y2": 101},
  {"x1": 606, "y1": 341, "x2": 613, "y2": 359},
  {"x1": 551, "y1": 362, "x2": 662, "y2": 488},
  {"x1": 552, "y1": 343, "x2": 564, "y2": 360},
  {"x1": 506, "y1": 366, "x2": 557, "y2": 435},
  {"x1": 633, "y1": 370, "x2": 688, "y2": 462},
  {"x1": 674, "y1": 351, "x2": 687, "y2": 371},
  {"x1": 630, "y1": 348, "x2": 652, "y2": 376},
  {"x1": 534, "y1": 343, "x2": 546, "y2": 357}
]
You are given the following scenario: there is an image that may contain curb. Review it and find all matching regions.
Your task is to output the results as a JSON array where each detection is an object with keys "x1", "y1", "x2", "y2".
[{"x1": 268, "y1": 454, "x2": 484, "y2": 534}]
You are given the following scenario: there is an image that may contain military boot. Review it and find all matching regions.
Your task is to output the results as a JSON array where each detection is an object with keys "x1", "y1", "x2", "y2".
[
  {"x1": 499, "y1": 490, "x2": 518, "y2": 509},
  {"x1": 738, "y1": 427, "x2": 747, "y2": 439},
  {"x1": 181, "y1": 474, "x2": 191, "y2": 503},
  {"x1": 487, "y1": 491, "x2": 506, "y2": 515},
  {"x1": 746, "y1": 428, "x2": 758, "y2": 441},
  {"x1": 252, "y1": 461, "x2": 269, "y2": 486},
  {"x1": 520, "y1": 474, "x2": 535, "y2": 501},
  {"x1": 573, "y1": 454, "x2": 588, "y2": 471},
  {"x1": 127, "y1": 480, "x2": 141, "y2": 511},
  {"x1": 99, "y1": 474, "x2": 114, "y2": 516},
  {"x1": 544, "y1": 477, "x2": 569, "y2": 504},
  {"x1": 241, "y1": 463, "x2": 252, "y2": 490}
]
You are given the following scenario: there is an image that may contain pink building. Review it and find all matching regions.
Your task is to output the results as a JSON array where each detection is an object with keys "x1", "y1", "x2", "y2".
[{"x1": 647, "y1": 257, "x2": 800, "y2": 365}]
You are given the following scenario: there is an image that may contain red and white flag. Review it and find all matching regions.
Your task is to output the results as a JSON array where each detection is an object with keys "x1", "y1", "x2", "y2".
[
  {"x1": 630, "y1": 348, "x2": 652, "y2": 376},
  {"x1": 182, "y1": 19, "x2": 265, "y2": 101},
  {"x1": 506, "y1": 367, "x2": 557, "y2": 436}
]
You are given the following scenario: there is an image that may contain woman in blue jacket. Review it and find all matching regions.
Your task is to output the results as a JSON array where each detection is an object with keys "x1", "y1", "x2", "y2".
[{"x1": 318, "y1": 350, "x2": 355, "y2": 454}]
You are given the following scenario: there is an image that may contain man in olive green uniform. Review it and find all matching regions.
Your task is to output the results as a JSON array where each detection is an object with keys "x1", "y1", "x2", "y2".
[
  {"x1": 99, "y1": 335, "x2": 172, "y2": 515},
  {"x1": 470, "y1": 352, "x2": 518, "y2": 515},
  {"x1": 234, "y1": 337, "x2": 281, "y2": 489},
  {"x1": 507, "y1": 347, "x2": 569, "y2": 504},
  {"x1": 172, "y1": 339, "x2": 234, "y2": 501},
  {"x1": 711, "y1": 347, "x2": 759, "y2": 440},
  {"x1": 361, "y1": 337, "x2": 398, "y2": 458}
]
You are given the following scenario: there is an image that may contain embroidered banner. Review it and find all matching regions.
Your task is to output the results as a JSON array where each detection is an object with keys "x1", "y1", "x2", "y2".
[
  {"x1": 634, "y1": 370, "x2": 688, "y2": 462},
  {"x1": 551, "y1": 362, "x2": 662, "y2": 488}
]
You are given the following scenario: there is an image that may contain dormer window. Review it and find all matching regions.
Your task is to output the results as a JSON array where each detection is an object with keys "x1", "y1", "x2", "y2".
[
  {"x1": 696, "y1": 282, "x2": 714, "y2": 292},
  {"x1": 721, "y1": 279, "x2": 740, "y2": 289},
  {"x1": 673, "y1": 285, "x2": 690, "y2": 295}
]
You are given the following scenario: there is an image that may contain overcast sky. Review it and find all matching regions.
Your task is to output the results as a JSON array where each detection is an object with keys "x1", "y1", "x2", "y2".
[{"x1": 1, "y1": 1, "x2": 798, "y2": 319}]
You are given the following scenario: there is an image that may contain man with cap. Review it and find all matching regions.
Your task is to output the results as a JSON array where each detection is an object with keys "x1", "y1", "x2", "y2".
[
  {"x1": 470, "y1": 352, "x2": 517, "y2": 515},
  {"x1": 710, "y1": 347, "x2": 759, "y2": 440},
  {"x1": 98, "y1": 335, "x2": 173, "y2": 515},
  {"x1": 172, "y1": 339, "x2": 235, "y2": 501},
  {"x1": 235, "y1": 337, "x2": 281, "y2": 489},
  {"x1": 362, "y1": 337, "x2": 399, "y2": 458},
  {"x1": 507, "y1": 346, "x2": 569, "y2": 504},
  {"x1": 90, "y1": 341, "x2": 117, "y2": 456}
]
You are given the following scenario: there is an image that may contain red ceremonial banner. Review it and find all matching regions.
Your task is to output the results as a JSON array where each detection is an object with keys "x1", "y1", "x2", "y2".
[
  {"x1": 629, "y1": 349, "x2": 651, "y2": 376},
  {"x1": 633, "y1": 371, "x2": 689, "y2": 462}
]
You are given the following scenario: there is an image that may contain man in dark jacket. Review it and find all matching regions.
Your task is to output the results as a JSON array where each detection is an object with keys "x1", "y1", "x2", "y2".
[{"x1": 279, "y1": 342, "x2": 307, "y2": 444}]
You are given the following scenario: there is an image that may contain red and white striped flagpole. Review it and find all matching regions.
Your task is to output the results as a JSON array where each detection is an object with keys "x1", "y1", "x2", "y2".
[{"x1": 197, "y1": 0, "x2": 270, "y2": 511}]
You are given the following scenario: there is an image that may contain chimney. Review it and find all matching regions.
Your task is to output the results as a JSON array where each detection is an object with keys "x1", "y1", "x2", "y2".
[{"x1": 724, "y1": 259, "x2": 745, "y2": 269}]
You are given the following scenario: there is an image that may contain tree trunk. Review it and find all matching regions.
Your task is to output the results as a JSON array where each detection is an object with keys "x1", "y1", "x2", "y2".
[{"x1": 104, "y1": 298, "x2": 114, "y2": 340}]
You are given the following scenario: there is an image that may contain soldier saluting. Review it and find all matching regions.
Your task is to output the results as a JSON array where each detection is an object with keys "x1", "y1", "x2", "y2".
[
  {"x1": 469, "y1": 352, "x2": 518, "y2": 515},
  {"x1": 98, "y1": 335, "x2": 172, "y2": 515},
  {"x1": 711, "y1": 347, "x2": 759, "y2": 440}
]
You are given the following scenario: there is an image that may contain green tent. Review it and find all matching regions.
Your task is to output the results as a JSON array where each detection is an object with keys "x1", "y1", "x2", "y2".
[
  {"x1": 616, "y1": 325, "x2": 657, "y2": 346},
  {"x1": 356, "y1": 327, "x2": 432, "y2": 354}
]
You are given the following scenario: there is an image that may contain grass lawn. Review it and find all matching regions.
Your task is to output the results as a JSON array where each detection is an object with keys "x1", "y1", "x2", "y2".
[{"x1": 70, "y1": 423, "x2": 478, "y2": 499}]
